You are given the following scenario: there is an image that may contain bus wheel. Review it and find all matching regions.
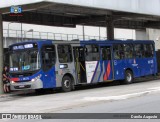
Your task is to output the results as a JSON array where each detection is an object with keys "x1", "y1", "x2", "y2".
[
  {"x1": 62, "y1": 76, "x2": 72, "y2": 92},
  {"x1": 124, "y1": 70, "x2": 133, "y2": 84}
]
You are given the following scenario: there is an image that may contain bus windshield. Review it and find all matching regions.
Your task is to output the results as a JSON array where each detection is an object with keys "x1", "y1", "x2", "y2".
[{"x1": 9, "y1": 50, "x2": 41, "y2": 72}]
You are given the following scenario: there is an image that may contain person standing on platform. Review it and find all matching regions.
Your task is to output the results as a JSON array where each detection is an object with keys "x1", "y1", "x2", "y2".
[{"x1": 2, "y1": 66, "x2": 10, "y2": 93}]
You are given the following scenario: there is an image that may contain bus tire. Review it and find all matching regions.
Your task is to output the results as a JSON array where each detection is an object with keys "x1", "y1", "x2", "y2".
[
  {"x1": 62, "y1": 76, "x2": 72, "y2": 92},
  {"x1": 123, "y1": 70, "x2": 133, "y2": 84}
]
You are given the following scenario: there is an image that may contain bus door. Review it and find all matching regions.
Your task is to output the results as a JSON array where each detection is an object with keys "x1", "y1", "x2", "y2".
[
  {"x1": 57, "y1": 45, "x2": 76, "y2": 82},
  {"x1": 85, "y1": 45, "x2": 101, "y2": 84},
  {"x1": 73, "y1": 47, "x2": 87, "y2": 83},
  {"x1": 100, "y1": 46, "x2": 113, "y2": 81},
  {"x1": 41, "y1": 45, "x2": 56, "y2": 88}
]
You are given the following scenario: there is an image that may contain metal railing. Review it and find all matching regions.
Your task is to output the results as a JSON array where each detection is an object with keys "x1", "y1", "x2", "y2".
[{"x1": 3, "y1": 29, "x2": 108, "y2": 41}]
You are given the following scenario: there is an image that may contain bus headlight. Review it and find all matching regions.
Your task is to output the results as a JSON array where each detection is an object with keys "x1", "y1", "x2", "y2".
[
  {"x1": 31, "y1": 74, "x2": 42, "y2": 82},
  {"x1": 59, "y1": 64, "x2": 68, "y2": 69},
  {"x1": 11, "y1": 81, "x2": 16, "y2": 84}
]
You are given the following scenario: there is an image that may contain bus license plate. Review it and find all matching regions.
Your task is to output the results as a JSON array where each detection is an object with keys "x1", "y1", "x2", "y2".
[{"x1": 19, "y1": 85, "x2": 25, "y2": 88}]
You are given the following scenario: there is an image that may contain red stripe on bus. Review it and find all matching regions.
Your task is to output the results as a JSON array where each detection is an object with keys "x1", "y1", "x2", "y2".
[
  {"x1": 107, "y1": 61, "x2": 111, "y2": 79},
  {"x1": 10, "y1": 78, "x2": 20, "y2": 82},
  {"x1": 104, "y1": 61, "x2": 111, "y2": 81}
]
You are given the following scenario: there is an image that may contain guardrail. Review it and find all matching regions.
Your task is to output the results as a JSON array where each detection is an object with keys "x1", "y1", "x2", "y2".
[{"x1": 3, "y1": 29, "x2": 108, "y2": 41}]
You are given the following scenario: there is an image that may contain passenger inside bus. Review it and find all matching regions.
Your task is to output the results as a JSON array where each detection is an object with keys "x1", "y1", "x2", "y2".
[{"x1": 114, "y1": 51, "x2": 120, "y2": 59}]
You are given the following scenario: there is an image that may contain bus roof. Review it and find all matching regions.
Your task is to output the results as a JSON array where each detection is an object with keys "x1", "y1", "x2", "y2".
[
  {"x1": 9, "y1": 39, "x2": 155, "y2": 47},
  {"x1": 80, "y1": 40, "x2": 154, "y2": 44}
]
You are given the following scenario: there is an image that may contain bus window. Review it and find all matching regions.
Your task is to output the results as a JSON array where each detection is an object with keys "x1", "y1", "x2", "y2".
[
  {"x1": 101, "y1": 46, "x2": 111, "y2": 60},
  {"x1": 134, "y1": 44, "x2": 144, "y2": 58},
  {"x1": 113, "y1": 44, "x2": 124, "y2": 59},
  {"x1": 42, "y1": 45, "x2": 56, "y2": 71},
  {"x1": 58, "y1": 45, "x2": 72, "y2": 63},
  {"x1": 124, "y1": 44, "x2": 134, "y2": 59},
  {"x1": 85, "y1": 45, "x2": 100, "y2": 61},
  {"x1": 144, "y1": 44, "x2": 154, "y2": 58}
]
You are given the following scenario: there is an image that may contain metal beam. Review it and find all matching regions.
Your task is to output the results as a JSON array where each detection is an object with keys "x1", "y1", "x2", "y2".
[
  {"x1": 145, "y1": 21, "x2": 160, "y2": 28},
  {"x1": 2, "y1": 12, "x2": 76, "y2": 27},
  {"x1": 2, "y1": 10, "x2": 160, "y2": 29},
  {"x1": 113, "y1": 12, "x2": 160, "y2": 21},
  {"x1": 76, "y1": 16, "x2": 106, "y2": 24}
]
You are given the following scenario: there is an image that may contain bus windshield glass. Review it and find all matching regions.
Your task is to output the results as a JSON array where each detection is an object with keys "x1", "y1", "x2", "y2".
[{"x1": 9, "y1": 50, "x2": 41, "y2": 72}]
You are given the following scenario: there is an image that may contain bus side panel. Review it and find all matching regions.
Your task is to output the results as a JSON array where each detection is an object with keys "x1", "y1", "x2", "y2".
[
  {"x1": 114, "y1": 59, "x2": 139, "y2": 80},
  {"x1": 135, "y1": 58, "x2": 155, "y2": 77},
  {"x1": 127, "y1": 58, "x2": 156, "y2": 78},
  {"x1": 85, "y1": 61, "x2": 101, "y2": 83},
  {"x1": 143, "y1": 58, "x2": 157, "y2": 75},
  {"x1": 131, "y1": 58, "x2": 141, "y2": 77},
  {"x1": 102, "y1": 60, "x2": 113, "y2": 81},
  {"x1": 55, "y1": 44, "x2": 79, "y2": 87},
  {"x1": 113, "y1": 60, "x2": 126, "y2": 80},
  {"x1": 151, "y1": 57, "x2": 157, "y2": 74},
  {"x1": 136, "y1": 58, "x2": 151, "y2": 76},
  {"x1": 42, "y1": 66, "x2": 56, "y2": 88},
  {"x1": 125, "y1": 59, "x2": 143, "y2": 78},
  {"x1": 154, "y1": 56, "x2": 158, "y2": 74},
  {"x1": 86, "y1": 60, "x2": 115, "y2": 83}
]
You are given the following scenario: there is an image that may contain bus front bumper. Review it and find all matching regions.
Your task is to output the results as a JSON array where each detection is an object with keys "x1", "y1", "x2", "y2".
[{"x1": 10, "y1": 79, "x2": 43, "y2": 90}]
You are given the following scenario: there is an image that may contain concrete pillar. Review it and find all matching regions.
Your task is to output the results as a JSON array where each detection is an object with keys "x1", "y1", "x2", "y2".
[
  {"x1": 82, "y1": 25, "x2": 85, "y2": 40},
  {"x1": 0, "y1": 14, "x2": 3, "y2": 94},
  {"x1": 135, "y1": 29, "x2": 149, "y2": 40},
  {"x1": 106, "y1": 16, "x2": 114, "y2": 40},
  {"x1": 147, "y1": 29, "x2": 160, "y2": 50}
]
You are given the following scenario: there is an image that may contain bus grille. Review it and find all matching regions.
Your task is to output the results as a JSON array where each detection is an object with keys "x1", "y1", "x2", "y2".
[
  {"x1": 10, "y1": 73, "x2": 33, "y2": 77},
  {"x1": 14, "y1": 85, "x2": 31, "y2": 89}
]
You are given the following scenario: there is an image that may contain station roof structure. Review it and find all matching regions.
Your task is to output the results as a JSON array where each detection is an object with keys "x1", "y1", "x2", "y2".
[{"x1": 1, "y1": 0, "x2": 160, "y2": 29}]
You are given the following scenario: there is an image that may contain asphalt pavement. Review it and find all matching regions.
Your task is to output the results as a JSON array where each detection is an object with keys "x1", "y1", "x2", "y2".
[{"x1": 0, "y1": 76, "x2": 160, "y2": 122}]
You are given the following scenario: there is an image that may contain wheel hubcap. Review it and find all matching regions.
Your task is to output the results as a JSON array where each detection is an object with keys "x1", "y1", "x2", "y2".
[
  {"x1": 64, "y1": 80, "x2": 70, "y2": 88},
  {"x1": 126, "y1": 73, "x2": 132, "y2": 82}
]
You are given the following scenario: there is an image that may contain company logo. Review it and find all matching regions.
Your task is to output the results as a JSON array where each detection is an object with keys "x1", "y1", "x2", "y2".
[
  {"x1": 2, "y1": 114, "x2": 12, "y2": 119},
  {"x1": 134, "y1": 59, "x2": 136, "y2": 64},
  {"x1": 132, "y1": 59, "x2": 138, "y2": 67},
  {"x1": 10, "y1": 6, "x2": 23, "y2": 16},
  {"x1": 148, "y1": 60, "x2": 153, "y2": 64}
]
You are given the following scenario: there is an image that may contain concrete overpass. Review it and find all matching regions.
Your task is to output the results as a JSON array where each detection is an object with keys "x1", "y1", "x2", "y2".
[{"x1": 0, "y1": 0, "x2": 160, "y2": 94}]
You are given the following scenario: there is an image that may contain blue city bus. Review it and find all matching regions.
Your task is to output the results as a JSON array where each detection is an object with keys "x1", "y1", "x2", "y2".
[{"x1": 9, "y1": 40, "x2": 157, "y2": 92}]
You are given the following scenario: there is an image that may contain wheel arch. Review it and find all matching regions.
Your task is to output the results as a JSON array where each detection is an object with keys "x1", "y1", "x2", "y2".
[
  {"x1": 125, "y1": 68, "x2": 134, "y2": 78},
  {"x1": 62, "y1": 73, "x2": 75, "y2": 89}
]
